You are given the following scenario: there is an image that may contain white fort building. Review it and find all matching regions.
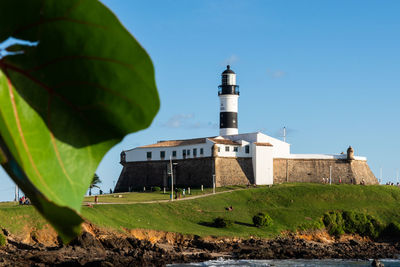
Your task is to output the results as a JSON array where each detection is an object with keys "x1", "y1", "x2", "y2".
[{"x1": 114, "y1": 66, "x2": 377, "y2": 192}]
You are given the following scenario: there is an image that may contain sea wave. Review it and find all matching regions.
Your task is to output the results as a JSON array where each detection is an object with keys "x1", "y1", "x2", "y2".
[{"x1": 168, "y1": 258, "x2": 400, "y2": 267}]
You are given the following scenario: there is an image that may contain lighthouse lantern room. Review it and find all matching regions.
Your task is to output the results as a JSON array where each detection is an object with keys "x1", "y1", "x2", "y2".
[{"x1": 218, "y1": 65, "x2": 240, "y2": 136}]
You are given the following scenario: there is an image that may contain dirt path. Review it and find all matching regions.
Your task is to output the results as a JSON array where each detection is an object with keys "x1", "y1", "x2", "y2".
[{"x1": 83, "y1": 188, "x2": 245, "y2": 205}]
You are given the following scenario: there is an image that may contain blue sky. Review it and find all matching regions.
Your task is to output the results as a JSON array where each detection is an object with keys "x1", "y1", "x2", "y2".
[{"x1": 0, "y1": 0, "x2": 399, "y2": 200}]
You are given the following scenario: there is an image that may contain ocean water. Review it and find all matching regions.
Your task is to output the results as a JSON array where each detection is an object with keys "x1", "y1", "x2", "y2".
[{"x1": 168, "y1": 258, "x2": 400, "y2": 267}]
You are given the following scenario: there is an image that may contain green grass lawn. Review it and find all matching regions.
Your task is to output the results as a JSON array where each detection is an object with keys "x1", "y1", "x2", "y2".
[
  {"x1": 83, "y1": 185, "x2": 247, "y2": 203},
  {"x1": 2, "y1": 183, "x2": 400, "y2": 239},
  {"x1": 0, "y1": 202, "x2": 47, "y2": 234},
  {"x1": 81, "y1": 183, "x2": 400, "y2": 239}
]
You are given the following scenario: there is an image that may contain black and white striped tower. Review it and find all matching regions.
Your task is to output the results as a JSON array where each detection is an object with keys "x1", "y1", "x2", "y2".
[{"x1": 218, "y1": 65, "x2": 239, "y2": 136}]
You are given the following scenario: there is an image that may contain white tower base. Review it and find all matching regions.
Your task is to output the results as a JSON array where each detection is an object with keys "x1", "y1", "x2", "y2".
[{"x1": 220, "y1": 128, "x2": 238, "y2": 136}]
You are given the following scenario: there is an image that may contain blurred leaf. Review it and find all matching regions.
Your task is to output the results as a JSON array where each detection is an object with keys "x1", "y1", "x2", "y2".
[{"x1": 0, "y1": 0, "x2": 159, "y2": 242}]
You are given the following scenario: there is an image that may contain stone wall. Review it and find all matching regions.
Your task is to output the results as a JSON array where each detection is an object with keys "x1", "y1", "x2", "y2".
[
  {"x1": 215, "y1": 157, "x2": 254, "y2": 186},
  {"x1": 115, "y1": 156, "x2": 378, "y2": 193},
  {"x1": 114, "y1": 158, "x2": 216, "y2": 192},
  {"x1": 273, "y1": 158, "x2": 378, "y2": 185}
]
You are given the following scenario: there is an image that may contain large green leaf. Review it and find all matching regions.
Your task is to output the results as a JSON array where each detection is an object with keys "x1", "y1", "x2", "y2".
[{"x1": 0, "y1": 0, "x2": 159, "y2": 242}]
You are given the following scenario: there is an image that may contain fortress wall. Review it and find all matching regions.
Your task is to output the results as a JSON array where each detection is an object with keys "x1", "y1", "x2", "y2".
[
  {"x1": 115, "y1": 161, "x2": 166, "y2": 192},
  {"x1": 115, "y1": 156, "x2": 378, "y2": 193},
  {"x1": 215, "y1": 157, "x2": 254, "y2": 186},
  {"x1": 173, "y1": 158, "x2": 215, "y2": 187},
  {"x1": 273, "y1": 158, "x2": 378, "y2": 185},
  {"x1": 114, "y1": 158, "x2": 215, "y2": 192},
  {"x1": 350, "y1": 160, "x2": 379, "y2": 185}
]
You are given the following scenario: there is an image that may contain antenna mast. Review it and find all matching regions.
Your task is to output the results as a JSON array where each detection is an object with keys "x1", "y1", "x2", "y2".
[{"x1": 283, "y1": 126, "x2": 287, "y2": 143}]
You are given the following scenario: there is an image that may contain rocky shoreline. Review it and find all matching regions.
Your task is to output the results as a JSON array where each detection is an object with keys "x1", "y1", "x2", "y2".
[{"x1": 0, "y1": 225, "x2": 399, "y2": 266}]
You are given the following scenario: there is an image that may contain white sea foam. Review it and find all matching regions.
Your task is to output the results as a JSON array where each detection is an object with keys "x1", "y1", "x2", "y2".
[{"x1": 168, "y1": 258, "x2": 400, "y2": 267}]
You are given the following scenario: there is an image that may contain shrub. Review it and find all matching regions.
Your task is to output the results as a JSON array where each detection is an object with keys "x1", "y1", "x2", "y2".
[
  {"x1": 152, "y1": 187, "x2": 161, "y2": 192},
  {"x1": 252, "y1": 213, "x2": 273, "y2": 227},
  {"x1": 322, "y1": 210, "x2": 383, "y2": 239},
  {"x1": 0, "y1": 232, "x2": 6, "y2": 247},
  {"x1": 213, "y1": 217, "x2": 233, "y2": 228},
  {"x1": 323, "y1": 211, "x2": 345, "y2": 236},
  {"x1": 298, "y1": 217, "x2": 324, "y2": 231}
]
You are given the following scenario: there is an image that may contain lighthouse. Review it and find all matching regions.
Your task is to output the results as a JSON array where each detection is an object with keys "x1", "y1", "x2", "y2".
[{"x1": 218, "y1": 65, "x2": 239, "y2": 135}]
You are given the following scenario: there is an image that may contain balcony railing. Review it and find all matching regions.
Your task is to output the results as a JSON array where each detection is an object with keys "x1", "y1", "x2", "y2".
[{"x1": 218, "y1": 85, "x2": 240, "y2": 95}]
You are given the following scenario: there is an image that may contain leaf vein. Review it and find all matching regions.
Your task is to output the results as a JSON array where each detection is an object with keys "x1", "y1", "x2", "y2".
[
  {"x1": 47, "y1": 95, "x2": 78, "y2": 192},
  {"x1": 5, "y1": 75, "x2": 62, "y2": 203}
]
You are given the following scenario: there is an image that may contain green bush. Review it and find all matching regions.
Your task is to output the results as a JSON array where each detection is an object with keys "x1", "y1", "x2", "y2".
[
  {"x1": 322, "y1": 210, "x2": 383, "y2": 239},
  {"x1": 213, "y1": 217, "x2": 233, "y2": 228},
  {"x1": 152, "y1": 187, "x2": 161, "y2": 192},
  {"x1": 252, "y1": 213, "x2": 273, "y2": 227},
  {"x1": 298, "y1": 217, "x2": 324, "y2": 231},
  {"x1": 323, "y1": 211, "x2": 345, "y2": 236},
  {"x1": 0, "y1": 232, "x2": 6, "y2": 247}
]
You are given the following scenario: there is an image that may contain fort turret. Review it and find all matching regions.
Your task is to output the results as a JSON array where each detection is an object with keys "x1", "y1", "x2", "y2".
[
  {"x1": 218, "y1": 65, "x2": 239, "y2": 136},
  {"x1": 347, "y1": 146, "x2": 355, "y2": 160}
]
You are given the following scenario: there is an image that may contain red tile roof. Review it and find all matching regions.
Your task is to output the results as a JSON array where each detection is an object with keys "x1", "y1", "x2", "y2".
[
  {"x1": 139, "y1": 138, "x2": 208, "y2": 148},
  {"x1": 138, "y1": 136, "x2": 243, "y2": 148},
  {"x1": 254, "y1": 142, "x2": 273, "y2": 147}
]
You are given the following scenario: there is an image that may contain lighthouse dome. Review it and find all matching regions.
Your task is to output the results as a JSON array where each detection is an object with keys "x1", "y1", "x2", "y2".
[{"x1": 222, "y1": 65, "x2": 235, "y2": 74}]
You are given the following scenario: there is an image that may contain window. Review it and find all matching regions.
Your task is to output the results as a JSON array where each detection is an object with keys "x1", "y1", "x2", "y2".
[
  {"x1": 120, "y1": 152, "x2": 126, "y2": 162},
  {"x1": 183, "y1": 150, "x2": 186, "y2": 157},
  {"x1": 233, "y1": 146, "x2": 238, "y2": 152},
  {"x1": 200, "y1": 148, "x2": 204, "y2": 155},
  {"x1": 160, "y1": 151, "x2": 165, "y2": 159},
  {"x1": 193, "y1": 148, "x2": 197, "y2": 157},
  {"x1": 187, "y1": 149, "x2": 190, "y2": 156},
  {"x1": 245, "y1": 145, "x2": 250, "y2": 154},
  {"x1": 146, "y1": 152, "x2": 152, "y2": 159},
  {"x1": 218, "y1": 147, "x2": 220, "y2": 152},
  {"x1": 225, "y1": 146, "x2": 230, "y2": 152},
  {"x1": 172, "y1": 150, "x2": 177, "y2": 157},
  {"x1": 222, "y1": 75, "x2": 228, "y2": 85}
]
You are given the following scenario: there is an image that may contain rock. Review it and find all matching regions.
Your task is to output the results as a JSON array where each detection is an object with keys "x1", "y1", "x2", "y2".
[
  {"x1": 372, "y1": 259, "x2": 384, "y2": 267},
  {"x1": 349, "y1": 239, "x2": 361, "y2": 246}
]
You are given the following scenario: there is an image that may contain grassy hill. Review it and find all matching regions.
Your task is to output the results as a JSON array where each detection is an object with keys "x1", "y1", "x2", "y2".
[
  {"x1": 82, "y1": 183, "x2": 400, "y2": 238},
  {"x1": 2, "y1": 183, "x2": 400, "y2": 239}
]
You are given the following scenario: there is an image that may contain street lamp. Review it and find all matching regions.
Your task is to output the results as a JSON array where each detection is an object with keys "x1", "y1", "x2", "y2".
[
  {"x1": 212, "y1": 174, "x2": 216, "y2": 194},
  {"x1": 169, "y1": 156, "x2": 178, "y2": 201}
]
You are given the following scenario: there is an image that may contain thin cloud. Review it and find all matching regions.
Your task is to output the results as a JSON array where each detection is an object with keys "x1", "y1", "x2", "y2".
[
  {"x1": 267, "y1": 69, "x2": 286, "y2": 79},
  {"x1": 162, "y1": 114, "x2": 217, "y2": 129},
  {"x1": 223, "y1": 54, "x2": 239, "y2": 66},
  {"x1": 162, "y1": 113, "x2": 194, "y2": 128}
]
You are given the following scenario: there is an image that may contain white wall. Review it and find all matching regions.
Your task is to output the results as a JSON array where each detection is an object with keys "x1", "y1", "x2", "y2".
[
  {"x1": 124, "y1": 139, "x2": 256, "y2": 162},
  {"x1": 251, "y1": 144, "x2": 274, "y2": 185},
  {"x1": 220, "y1": 128, "x2": 239, "y2": 136},
  {"x1": 255, "y1": 132, "x2": 290, "y2": 158},
  {"x1": 215, "y1": 143, "x2": 252, "y2": 158},
  {"x1": 123, "y1": 132, "x2": 292, "y2": 163},
  {"x1": 219, "y1": 95, "x2": 239, "y2": 112},
  {"x1": 225, "y1": 132, "x2": 291, "y2": 158},
  {"x1": 124, "y1": 141, "x2": 213, "y2": 162}
]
